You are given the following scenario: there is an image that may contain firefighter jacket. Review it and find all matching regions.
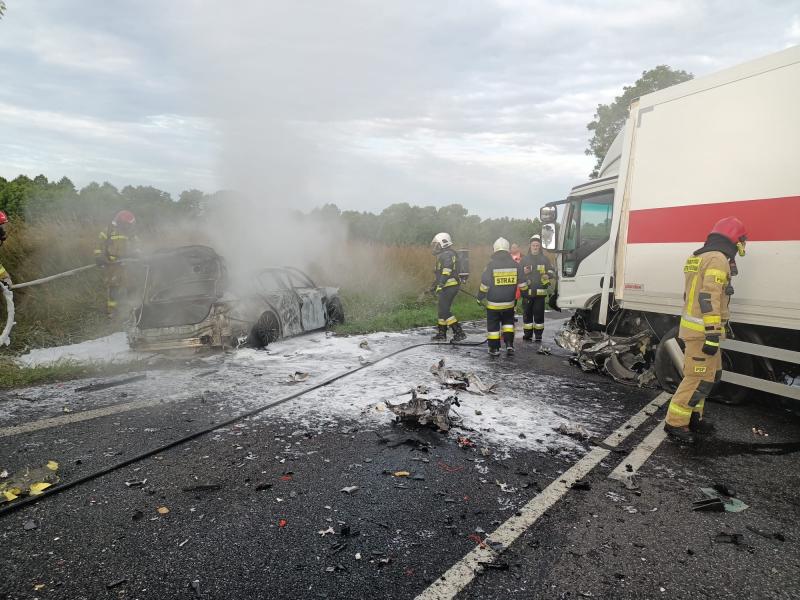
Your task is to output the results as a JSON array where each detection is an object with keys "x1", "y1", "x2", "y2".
[
  {"x1": 434, "y1": 249, "x2": 460, "y2": 289},
  {"x1": 94, "y1": 226, "x2": 138, "y2": 264},
  {"x1": 477, "y1": 251, "x2": 528, "y2": 310},
  {"x1": 520, "y1": 252, "x2": 554, "y2": 297},
  {"x1": 0, "y1": 262, "x2": 8, "y2": 282},
  {"x1": 679, "y1": 250, "x2": 731, "y2": 343}
]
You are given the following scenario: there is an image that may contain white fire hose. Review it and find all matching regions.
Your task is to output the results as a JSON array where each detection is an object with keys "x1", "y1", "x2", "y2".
[{"x1": 0, "y1": 259, "x2": 140, "y2": 347}]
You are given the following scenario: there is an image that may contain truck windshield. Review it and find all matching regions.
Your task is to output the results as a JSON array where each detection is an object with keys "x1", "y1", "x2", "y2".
[{"x1": 562, "y1": 191, "x2": 614, "y2": 277}]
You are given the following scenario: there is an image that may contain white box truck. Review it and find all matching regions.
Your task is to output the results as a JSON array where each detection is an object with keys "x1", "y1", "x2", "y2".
[{"x1": 541, "y1": 46, "x2": 800, "y2": 402}]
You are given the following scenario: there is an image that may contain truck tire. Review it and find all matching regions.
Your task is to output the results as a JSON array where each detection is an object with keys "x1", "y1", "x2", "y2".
[
  {"x1": 654, "y1": 325, "x2": 754, "y2": 405},
  {"x1": 248, "y1": 311, "x2": 281, "y2": 348},
  {"x1": 326, "y1": 297, "x2": 345, "y2": 326}
]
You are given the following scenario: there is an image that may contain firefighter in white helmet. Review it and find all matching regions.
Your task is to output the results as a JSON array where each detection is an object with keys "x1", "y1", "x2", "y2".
[
  {"x1": 430, "y1": 233, "x2": 466, "y2": 342},
  {"x1": 476, "y1": 237, "x2": 528, "y2": 356}
]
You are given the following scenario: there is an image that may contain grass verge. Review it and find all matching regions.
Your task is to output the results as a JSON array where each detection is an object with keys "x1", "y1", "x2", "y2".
[
  {"x1": 333, "y1": 291, "x2": 486, "y2": 335},
  {"x1": 0, "y1": 358, "x2": 146, "y2": 391}
]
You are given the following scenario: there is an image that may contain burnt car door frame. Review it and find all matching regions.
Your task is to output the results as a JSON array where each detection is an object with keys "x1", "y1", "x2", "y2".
[{"x1": 283, "y1": 267, "x2": 327, "y2": 332}]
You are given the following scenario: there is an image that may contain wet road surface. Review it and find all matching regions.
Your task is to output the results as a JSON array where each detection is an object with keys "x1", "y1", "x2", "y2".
[{"x1": 1, "y1": 315, "x2": 798, "y2": 599}]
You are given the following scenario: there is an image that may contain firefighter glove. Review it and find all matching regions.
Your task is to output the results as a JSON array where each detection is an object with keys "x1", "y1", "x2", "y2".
[
  {"x1": 702, "y1": 336, "x2": 720, "y2": 356},
  {"x1": 435, "y1": 285, "x2": 442, "y2": 294}
]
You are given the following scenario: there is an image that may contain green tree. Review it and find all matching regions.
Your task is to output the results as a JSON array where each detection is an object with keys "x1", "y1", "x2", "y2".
[
  {"x1": 585, "y1": 65, "x2": 693, "y2": 178},
  {"x1": 0, "y1": 2, "x2": 6, "y2": 19}
]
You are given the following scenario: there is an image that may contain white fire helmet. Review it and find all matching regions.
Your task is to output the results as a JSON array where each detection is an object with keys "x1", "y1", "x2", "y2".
[
  {"x1": 493, "y1": 237, "x2": 510, "y2": 253},
  {"x1": 431, "y1": 232, "x2": 453, "y2": 253}
]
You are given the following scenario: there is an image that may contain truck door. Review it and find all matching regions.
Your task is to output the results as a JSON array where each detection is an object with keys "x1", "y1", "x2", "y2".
[{"x1": 559, "y1": 190, "x2": 614, "y2": 309}]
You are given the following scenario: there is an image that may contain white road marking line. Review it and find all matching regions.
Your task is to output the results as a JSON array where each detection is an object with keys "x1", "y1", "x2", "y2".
[
  {"x1": 0, "y1": 397, "x2": 177, "y2": 438},
  {"x1": 415, "y1": 391, "x2": 671, "y2": 600},
  {"x1": 608, "y1": 418, "x2": 668, "y2": 482}
]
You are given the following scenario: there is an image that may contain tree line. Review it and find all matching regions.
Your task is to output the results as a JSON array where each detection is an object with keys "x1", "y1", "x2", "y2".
[{"x1": 0, "y1": 174, "x2": 540, "y2": 245}]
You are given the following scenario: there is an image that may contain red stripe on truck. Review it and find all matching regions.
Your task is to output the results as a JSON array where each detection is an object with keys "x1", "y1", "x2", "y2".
[{"x1": 627, "y1": 196, "x2": 800, "y2": 243}]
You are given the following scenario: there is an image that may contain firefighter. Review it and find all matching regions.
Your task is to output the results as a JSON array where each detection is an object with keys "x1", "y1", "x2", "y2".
[
  {"x1": 94, "y1": 210, "x2": 140, "y2": 317},
  {"x1": 476, "y1": 237, "x2": 528, "y2": 356},
  {"x1": 0, "y1": 211, "x2": 11, "y2": 288},
  {"x1": 521, "y1": 234, "x2": 555, "y2": 342},
  {"x1": 664, "y1": 216, "x2": 748, "y2": 443},
  {"x1": 430, "y1": 232, "x2": 466, "y2": 342}
]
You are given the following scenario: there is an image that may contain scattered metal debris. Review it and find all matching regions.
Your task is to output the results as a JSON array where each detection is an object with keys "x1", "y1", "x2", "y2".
[
  {"x1": 556, "y1": 321, "x2": 657, "y2": 387},
  {"x1": 385, "y1": 390, "x2": 461, "y2": 432},
  {"x1": 713, "y1": 532, "x2": 744, "y2": 545},
  {"x1": 340, "y1": 486, "x2": 360, "y2": 494},
  {"x1": 74, "y1": 374, "x2": 147, "y2": 393},
  {"x1": 286, "y1": 371, "x2": 310, "y2": 384},
  {"x1": 571, "y1": 480, "x2": 592, "y2": 491},
  {"x1": 430, "y1": 359, "x2": 497, "y2": 395},
  {"x1": 556, "y1": 422, "x2": 590, "y2": 440},
  {"x1": 696, "y1": 487, "x2": 749, "y2": 513},
  {"x1": 181, "y1": 483, "x2": 221, "y2": 492}
]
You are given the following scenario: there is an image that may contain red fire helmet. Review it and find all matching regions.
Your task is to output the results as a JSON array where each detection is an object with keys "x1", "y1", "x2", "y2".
[
  {"x1": 710, "y1": 216, "x2": 747, "y2": 244},
  {"x1": 112, "y1": 210, "x2": 136, "y2": 226},
  {"x1": 0, "y1": 210, "x2": 7, "y2": 225}
]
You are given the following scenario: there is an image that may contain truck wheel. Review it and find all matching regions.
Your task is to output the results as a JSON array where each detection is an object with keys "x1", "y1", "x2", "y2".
[
  {"x1": 248, "y1": 311, "x2": 281, "y2": 348},
  {"x1": 654, "y1": 325, "x2": 754, "y2": 405},
  {"x1": 326, "y1": 297, "x2": 345, "y2": 326}
]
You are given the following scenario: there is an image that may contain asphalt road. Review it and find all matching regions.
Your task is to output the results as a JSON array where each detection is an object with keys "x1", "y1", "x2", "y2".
[{"x1": 1, "y1": 315, "x2": 798, "y2": 600}]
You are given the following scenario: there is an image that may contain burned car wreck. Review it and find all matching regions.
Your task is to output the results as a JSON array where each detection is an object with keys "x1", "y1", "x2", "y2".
[{"x1": 128, "y1": 245, "x2": 344, "y2": 351}]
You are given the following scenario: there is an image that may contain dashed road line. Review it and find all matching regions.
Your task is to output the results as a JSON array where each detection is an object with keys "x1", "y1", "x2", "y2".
[
  {"x1": 0, "y1": 397, "x2": 180, "y2": 438},
  {"x1": 609, "y1": 418, "x2": 668, "y2": 482},
  {"x1": 415, "y1": 391, "x2": 671, "y2": 600}
]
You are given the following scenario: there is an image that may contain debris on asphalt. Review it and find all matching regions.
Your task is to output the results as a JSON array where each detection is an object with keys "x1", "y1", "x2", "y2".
[
  {"x1": 355, "y1": 552, "x2": 362, "y2": 560},
  {"x1": 286, "y1": 371, "x2": 310, "y2": 384},
  {"x1": 692, "y1": 497, "x2": 725, "y2": 512},
  {"x1": 457, "y1": 436, "x2": 475, "y2": 448},
  {"x1": 556, "y1": 322, "x2": 657, "y2": 387},
  {"x1": 537, "y1": 346, "x2": 552, "y2": 356},
  {"x1": 125, "y1": 479, "x2": 148, "y2": 488},
  {"x1": 181, "y1": 483, "x2": 221, "y2": 492},
  {"x1": 752, "y1": 426, "x2": 769, "y2": 437},
  {"x1": 556, "y1": 422, "x2": 590, "y2": 440},
  {"x1": 74, "y1": 373, "x2": 147, "y2": 393},
  {"x1": 746, "y1": 526, "x2": 786, "y2": 542},
  {"x1": 393, "y1": 471, "x2": 411, "y2": 477},
  {"x1": 430, "y1": 359, "x2": 497, "y2": 394},
  {"x1": 697, "y1": 487, "x2": 749, "y2": 513},
  {"x1": 496, "y1": 480, "x2": 517, "y2": 493},
  {"x1": 713, "y1": 532, "x2": 744, "y2": 545},
  {"x1": 385, "y1": 390, "x2": 461, "y2": 432},
  {"x1": 571, "y1": 480, "x2": 592, "y2": 491},
  {"x1": 359, "y1": 340, "x2": 370, "y2": 349},
  {"x1": 318, "y1": 527, "x2": 336, "y2": 536},
  {"x1": 279, "y1": 519, "x2": 288, "y2": 528},
  {"x1": 255, "y1": 482, "x2": 273, "y2": 491},
  {"x1": 131, "y1": 510, "x2": 144, "y2": 521},
  {"x1": 190, "y1": 579, "x2": 201, "y2": 598},
  {"x1": 157, "y1": 506, "x2": 170, "y2": 515},
  {"x1": 375, "y1": 429, "x2": 437, "y2": 450},
  {"x1": 106, "y1": 578, "x2": 128, "y2": 590},
  {"x1": 23, "y1": 519, "x2": 37, "y2": 531},
  {"x1": 0, "y1": 460, "x2": 60, "y2": 502},
  {"x1": 340, "y1": 486, "x2": 360, "y2": 494}
]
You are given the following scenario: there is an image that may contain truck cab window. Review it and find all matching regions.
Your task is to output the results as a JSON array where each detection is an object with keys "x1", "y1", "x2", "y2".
[{"x1": 561, "y1": 191, "x2": 613, "y2": 277}]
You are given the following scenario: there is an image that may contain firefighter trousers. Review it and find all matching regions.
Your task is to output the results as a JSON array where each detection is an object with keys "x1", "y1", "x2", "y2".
[
  {"x1": 486, "y1": 308, "x2": 515, "y2": 350},
  {"x1": 665, "y1": 338, "x2": 722, "y2": 427},
  {"x1": 437, "y1": 285, "x2": 459, "y2": 327},
  {"x1": 522, "y1": 295, "x2": 545, "y2": 340},
  {"x1": 104, "y1": 264, "x2": 127, "y2": 316}
]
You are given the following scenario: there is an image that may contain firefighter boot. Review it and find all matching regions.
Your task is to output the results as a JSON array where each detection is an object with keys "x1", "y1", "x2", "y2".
[
  {"x1": 450, "y1": 322, "x2": 466, "y2": 342},
  {"x1": 689, "y1": 413, "x2": 715, "y2": 435},
  {"x1": 663, "y1": 423, "x2": 695, "y2": 444},
  {"x1": 431, "y1": 325, "x2": 448, "y2": 342}
]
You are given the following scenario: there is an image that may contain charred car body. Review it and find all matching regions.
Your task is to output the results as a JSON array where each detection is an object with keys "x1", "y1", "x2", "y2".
[{"x1": 128, "y1": 246, "x2": 344, "y2": 351}]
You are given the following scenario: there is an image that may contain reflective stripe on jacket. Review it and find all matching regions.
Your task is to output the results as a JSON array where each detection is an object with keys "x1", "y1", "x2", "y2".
[
  {"x1": 434, "y1": 249, "x2": 460, "y2": 289},
  {"x1": 520, "y1": 252, "x2": 553, "y2": 297},
  {"x1": 94, "y1": 228, "x2": 137, "y2": 263},
  {"x1": 476, "y1": 251, "x2": 528, "y2": 310},
  {"x1": 678, "y1": 250, "x2": 730, "y2": 341}
]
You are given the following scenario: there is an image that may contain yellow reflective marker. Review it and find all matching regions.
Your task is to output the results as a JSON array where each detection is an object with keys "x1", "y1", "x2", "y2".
[
  {"x1": 29, "y1": 482, "x2": 52, "y2": 495},
  {"x1": 393, "y1": 471, "x2": 410, "y2": 477},
  {"x1": 47, "y1": 460, "x2": 59, "y2": 471}
]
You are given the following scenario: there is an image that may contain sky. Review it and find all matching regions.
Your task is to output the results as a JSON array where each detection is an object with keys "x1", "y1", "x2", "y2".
[{"x1": 0, "y1": 1, "x2": 798, "y2": 219}]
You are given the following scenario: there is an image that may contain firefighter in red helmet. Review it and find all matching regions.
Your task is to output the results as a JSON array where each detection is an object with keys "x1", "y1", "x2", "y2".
[
  {"x1": 664, "y1": 216, "x2": 747, "y2": 443},
  {"x1": 94, "y1": 210, "x2": 140, "y2": 317},
  {"x1": 0, "y1": 211, "x2": 11, "y2": 288}
]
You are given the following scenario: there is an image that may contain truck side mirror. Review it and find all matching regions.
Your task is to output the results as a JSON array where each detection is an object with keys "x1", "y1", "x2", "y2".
[
  {"x1": 540, "y1": 205, "x2": 557, "y2": 224},
  {"x1": 541, "y1": 223, "x2": 557, "y2": 250}
]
